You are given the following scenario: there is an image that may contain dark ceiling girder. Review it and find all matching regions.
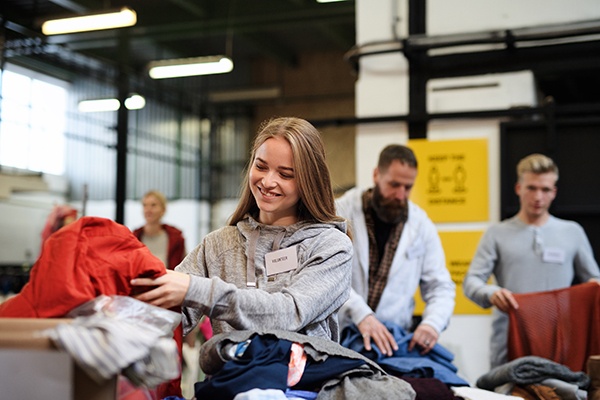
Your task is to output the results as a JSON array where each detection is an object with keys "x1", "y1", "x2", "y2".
[
  {"x1": 7, "y1": 55, "x2": 78, "y2": 81},
  {"x1": 44, "y1": 5, "x2": 356, "y2": 47},
  {"x1": 45, "y1": 0, "x2": 88, "y2": 13},
  {"x1": 165, "y1": 0, "x2": 206, "y2": 19},
  {"x1": 241, "y1": 32, "x2": 298, "y2": 68},
  {"x1": 426, "y1": 40, "x2": 600, "y2": 79},
  {"x1": 315, "y1": 22, "x2": 355, "y2": 51}
]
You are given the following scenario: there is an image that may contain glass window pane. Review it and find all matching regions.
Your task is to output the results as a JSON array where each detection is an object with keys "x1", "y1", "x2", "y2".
[
  {"x1": 0, "y1": 121, "x2": 29, "y2": 169},
  {"x1": 0, "y1": 68, "x2": 67, "y2": 175},
  {"x1": 1, "y1": 70, "x2": 31, "y2": 105}
]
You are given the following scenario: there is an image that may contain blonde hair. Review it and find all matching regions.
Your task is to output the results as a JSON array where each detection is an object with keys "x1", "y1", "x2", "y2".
[
  {"x1": 229, "y1": 117, "x2": 347, "y2": 232},
  {"x1": 143, "y1": 190, "x2": 167, "y2": 209},
  {"x1": 517, "y1": 154, "x2": 559, "y2": 182}
]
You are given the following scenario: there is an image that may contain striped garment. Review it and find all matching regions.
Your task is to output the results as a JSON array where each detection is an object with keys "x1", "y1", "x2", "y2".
[{"x1": 44, "y1": 296, "x2": 180, "y2": 387}]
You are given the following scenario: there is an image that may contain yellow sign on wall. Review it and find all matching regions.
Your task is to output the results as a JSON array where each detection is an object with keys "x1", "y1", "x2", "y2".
[
  {"x1": 408, "y1": 138, "x2": 488, "y2": 223},
  {"x1": 414, "y1": 230, "x2": 491, "y2": 315}
]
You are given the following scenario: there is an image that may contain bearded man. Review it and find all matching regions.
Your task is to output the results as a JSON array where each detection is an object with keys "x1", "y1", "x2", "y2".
[{"x1": 337, "y1": 144, "x2": 455, "y2": 355}]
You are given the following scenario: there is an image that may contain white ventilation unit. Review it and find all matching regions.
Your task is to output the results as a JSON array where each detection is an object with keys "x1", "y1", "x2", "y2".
[{"x1": 427, "y1": 70, "x2": 537, "y2": 113}]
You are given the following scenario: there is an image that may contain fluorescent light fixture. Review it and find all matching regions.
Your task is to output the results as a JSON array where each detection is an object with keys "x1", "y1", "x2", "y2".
[
  {"x1": 317, "y1": 0, "x2": 347, "y2": 3},
  {"x1": 124, "y1": 94, "x2": 146, "y2": 110},
  {"x1": 78, "y1": 94, "x2": 145, "y2": 112},
  {"x1": 148, "y1": 56, "x2": 233, "y2": 79},
  {"x1": 42, "y1": 7, "x2": 137, "y2": 35},
  {"x1": 78, "y1": 98, "x2": 120, "y2": 112}
]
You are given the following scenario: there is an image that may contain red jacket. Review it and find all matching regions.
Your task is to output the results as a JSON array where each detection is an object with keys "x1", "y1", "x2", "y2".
[
  {"x1": 508, "y1": 281, "x2": 600, "y2": 373},
  {"x1": 132, "y1": 224, "x2": 186, "y2": 270},
  {"x1": 0, "y1": 217, "x2": 166, "y2": 318}
]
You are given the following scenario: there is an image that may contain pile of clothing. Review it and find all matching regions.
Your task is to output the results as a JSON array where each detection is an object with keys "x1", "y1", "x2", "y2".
[
  {"x1": 195, "y1": 329, "x2": 417, "y2": 400},
  {"x1": 477, "y1": 356, "x2": 590, "y2": 400},
  {"x1": 0, "y1": 217, "x2": 183, "y2": 398}
]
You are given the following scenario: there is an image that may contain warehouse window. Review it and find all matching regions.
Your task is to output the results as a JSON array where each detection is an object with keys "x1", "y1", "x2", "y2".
[{"x1": 0, "y1": 65, "x2": 68, "y2": 175}]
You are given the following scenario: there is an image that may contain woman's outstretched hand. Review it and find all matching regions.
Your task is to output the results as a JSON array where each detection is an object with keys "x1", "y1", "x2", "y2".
[{"x1": 131, "y1": 269, "x2": 191, "y2": 309}]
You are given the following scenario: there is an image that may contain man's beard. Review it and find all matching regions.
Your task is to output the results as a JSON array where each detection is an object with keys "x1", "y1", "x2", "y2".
[{"x1": 372, "y1": 184, "x2": 408, "y2": 224}]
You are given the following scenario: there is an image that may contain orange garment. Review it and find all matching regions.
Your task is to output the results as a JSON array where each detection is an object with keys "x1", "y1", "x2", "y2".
[
  {"x1": 0, "y1": 217, "x2": 166, "y2": 318},
  {"x1": 507, "y1": 281, "x2": 600, "y2": 373},
  {"x1": 287, "y1": 343, "x2": 307, "y2": 387}
]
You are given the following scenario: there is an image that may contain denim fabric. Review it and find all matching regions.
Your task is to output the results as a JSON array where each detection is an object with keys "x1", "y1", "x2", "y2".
[{"x1": 340, "y1": 321, "x2": 469, "y2": 386}]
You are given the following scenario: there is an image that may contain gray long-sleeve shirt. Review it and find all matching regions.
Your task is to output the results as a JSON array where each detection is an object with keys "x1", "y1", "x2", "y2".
[
  {"x1": 463, "y1": 215, "x2": 600, "y2": 367},
  {"x1": 175, "y1": 215, "x2": 353, "y2": 342}
]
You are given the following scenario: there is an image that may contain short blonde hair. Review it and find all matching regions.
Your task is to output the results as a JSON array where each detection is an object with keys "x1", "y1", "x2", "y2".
[
  {"x1": 143, "y1": 190, "x2": 167, "y2": 209},
  {"x1": 517, "y1": 154, "x2": 559, "y2": 182}
]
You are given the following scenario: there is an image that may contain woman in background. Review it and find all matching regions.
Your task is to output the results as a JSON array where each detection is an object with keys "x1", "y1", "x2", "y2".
[
  {"x1": 133, "y1": 190, "x2": 186, "y2": 271},
  {"x1": 133, "y1": 190, "x2": 186, "y2": 398}
]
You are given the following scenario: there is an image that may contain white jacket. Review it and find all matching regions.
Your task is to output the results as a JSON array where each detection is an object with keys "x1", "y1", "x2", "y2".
[{"x1": 337, "y1": 188, "x2": 455, "y2": 334}]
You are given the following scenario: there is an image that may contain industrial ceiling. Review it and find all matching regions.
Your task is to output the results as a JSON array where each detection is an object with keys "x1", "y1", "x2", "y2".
[{"x1": 1, "y1": 0, "x2": 356, "y2": 92}]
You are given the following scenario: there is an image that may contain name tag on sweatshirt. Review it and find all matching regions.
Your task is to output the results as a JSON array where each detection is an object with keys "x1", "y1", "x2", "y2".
[
  {"x1": 543, "y1": 247, "x2": 566, "y2": 264},
  {"x1": 265, "y1": 246, "x2": 298, "y2": 276}
]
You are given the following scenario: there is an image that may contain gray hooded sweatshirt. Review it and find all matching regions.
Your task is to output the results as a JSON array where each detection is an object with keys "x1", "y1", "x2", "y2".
[{"x1": 175, "y1": 215, "x2": 353, "y2": 341}]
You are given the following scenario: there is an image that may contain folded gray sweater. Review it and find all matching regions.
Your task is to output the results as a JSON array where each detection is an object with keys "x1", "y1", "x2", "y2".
[{"x1": 477, "y1": 356, "x2": 590, "y2": 391}]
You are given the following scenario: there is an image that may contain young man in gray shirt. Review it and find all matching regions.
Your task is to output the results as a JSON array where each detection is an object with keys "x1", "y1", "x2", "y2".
[{"x1": 463, "y1": 153, "x2": 600, "y2": 368}]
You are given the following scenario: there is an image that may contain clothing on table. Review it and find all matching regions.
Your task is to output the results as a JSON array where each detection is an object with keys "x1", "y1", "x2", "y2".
[
  {"x1": 507, "y1": 281, "x2": 600, "y2": 373},
  {"x1": 0, "y1": 217, "x2": 167, "y2": 318},
  {"x1": 198, "y1": 329, "x2": 416, "y2": 400},
  {"x1": 401, "y1": 377, "x2": 464, "y2": 400},
  {"x1": 510, "y1": 384, "x2": 562, "y2": 400},
  {"x1": 476, "y1": 355, "x2": 590, "y2": 392},
  {"x1": 336, "y1": 187, "x2": 455, "y2": 334},
  {"x1": 463, "y1": 215, "x2": 600, "y2": 368},
  {"x1": 340, "y1": 321, "x2": 469, "y2": 386},
  {"x1": 452, "y1": 386, "x2": 525, "y2": 400},
  {"x1": 133, "y1": 224, "x2": 186, "y2": 271},
  {"x1": 175, "y1": 215, "x2": 353, "y2": 342},
  {"x1": 540, "y1": 378, "x2": 588, "y2": 400},
  {"x1": 232, "y1": 388, "x2": 322, "y2": 399},
  {"x1": 234, "y1": 389, "x2": 288, "y2": 400},
  {"x1": 195, "y1": 334, "x2": 366, "y2": 399},
  {"x1": 44, "y1": 295, "x2": 181, "y2": 387}
]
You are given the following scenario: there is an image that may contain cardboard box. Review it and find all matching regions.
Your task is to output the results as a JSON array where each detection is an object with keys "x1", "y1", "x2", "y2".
[{"x1": 0, "y1": 318, "x2": 117, "y2": 400}]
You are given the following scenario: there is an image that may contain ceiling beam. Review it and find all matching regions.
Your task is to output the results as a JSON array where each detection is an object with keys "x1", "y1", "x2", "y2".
[
  {"x1": 7, "y1": 55, "x2": 78, "y2": 81},
  {"x1": 427, "y1": 40, "x2": 600, "y2": 79},
  {"x1": 241, "y1": 32, "x2": 298, "y2": 68},
  {"x1": 315, "y1": 23, "x2": 355, "y2": 50},
  {"x1": 44, "y1": 5, "x2": 355, "y2": 47},
  {"x1": 45, "y1": 0, "x2": 105, "y2": 13},
  {"x1": 165, "y1": 0, "x2": 207, "y2": 19}
]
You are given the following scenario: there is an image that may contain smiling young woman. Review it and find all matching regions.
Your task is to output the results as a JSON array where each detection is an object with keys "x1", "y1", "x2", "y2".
[{"x1": 131, "y1": 117, "x2": 353, "y2": 343}]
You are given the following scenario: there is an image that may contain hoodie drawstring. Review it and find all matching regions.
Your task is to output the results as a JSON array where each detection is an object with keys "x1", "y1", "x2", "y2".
[
  {"x1": 246, "y1": 226, "x2": 288, "y2": 287},
  {"x1": 247, "y1": 227, "x2": 260, "y2": 287}
]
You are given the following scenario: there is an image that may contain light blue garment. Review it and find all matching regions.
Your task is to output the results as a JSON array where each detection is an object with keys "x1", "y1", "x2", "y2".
[
  {"x1": 340, "y1": 321, "x2": 469, "y2": 386},
  {"x1": 234, "y1": 388, "x2": 287, "y2": 400},
  {"x1": 285, "y1": 389, "x2": 318, "y2": 399}
]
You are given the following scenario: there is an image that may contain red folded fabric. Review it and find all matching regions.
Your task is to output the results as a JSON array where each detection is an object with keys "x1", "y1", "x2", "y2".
[
  {"x1": 0, "y1": 216, "x2": 166, "y2": 318},
  {"x1": 507, "y1": 281, "x2": 600, "y2": 373}
]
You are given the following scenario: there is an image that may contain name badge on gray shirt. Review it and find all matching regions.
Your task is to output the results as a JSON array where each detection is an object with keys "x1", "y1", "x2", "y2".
[
  {"x1": 265, "y1": 245, "x2": 298, "y2": 276},
  {"x1": 543, "y1": 247, "x2": 566, "y2": 264}
]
